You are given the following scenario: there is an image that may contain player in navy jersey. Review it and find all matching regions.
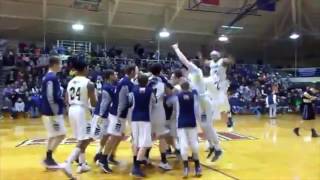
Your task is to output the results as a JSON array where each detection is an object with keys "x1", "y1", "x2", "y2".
[
  {"x1": 166, "y1": 81, "x2": 202, "y2": 178},
  {"x1": 128, "y1": 74, "x2": 156, "y2": 177},
  {"x1": 104, "y1": 65, "x2": 136, "y2": 166},
  {"x1": 89, "y1": 69, "x2": 118, "y2": 173},
  {"x1": 41, "y1": 56, "x2": 66, "y2": 169}
]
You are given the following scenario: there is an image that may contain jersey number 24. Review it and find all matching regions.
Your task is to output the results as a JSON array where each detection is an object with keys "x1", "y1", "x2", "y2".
[{"x1": 70, "y1": 87, "x2": 81, "y2": 101}]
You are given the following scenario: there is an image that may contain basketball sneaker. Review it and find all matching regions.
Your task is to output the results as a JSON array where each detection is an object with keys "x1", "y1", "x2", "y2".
[
  {"x1": 183, "y1": 167, "x2": 189, "y2": 178},
  {"x1": 195, "y1": 166, "x2": 202, "y2": 177},
  {"x1": 60, "y1": 162, "x2": 75, "y2": 180},
  {"x1": 98, "y1": 155, "x2": 112, "y2": 173},
  {"x1": 159, "y1": 162, "x2": 172, "y2": 171},
  {"x1": 311, "y1": 129, "x2": 319, "y2": 138},
  {"x1": 42, "y1": 158, "x2": 59, "y2": 169},
  {"x1": 131, "y1": 166, "x2": 145, "y2": 178},
  {"x1": 108, "y1": 155, "x2": 120, "y2": 166},
  {"x1": 207, "y1": 147, "x2": 215, "y2": 159},
  {"x1": 293, "y1": 128, "x2": 300, "y2": 136},
  {"x1": 76, "y1": 163, "x2": 90, "y2": 174},
  {"x1": 141, "y1": 159, "x2": 153, "y2": 167},
  {"x1": 227, "y1": 117, "x2": 234, "y2": 128},
  {"x1": 211, "y1": 149, "x2": 223, "y2": 162},
  {"x1": 93, "y1": 152, "x2": 102, "y2": 164}
]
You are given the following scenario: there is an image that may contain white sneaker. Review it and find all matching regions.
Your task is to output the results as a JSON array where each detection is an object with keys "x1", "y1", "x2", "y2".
[
  {"x1": 76, "y1": 163, "x2": 91, "y2": 174},
  {"x1": 60, "y1": 162, "x2": 75, "y2": 179},
  {"x1": 159, "y1": 162, "x2": 172, "y2": 171}
]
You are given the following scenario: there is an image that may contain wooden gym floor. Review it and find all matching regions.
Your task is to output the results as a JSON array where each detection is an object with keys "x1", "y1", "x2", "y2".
[{"x1": 0, "y1": 114, "x2": 319, "y2": 180}]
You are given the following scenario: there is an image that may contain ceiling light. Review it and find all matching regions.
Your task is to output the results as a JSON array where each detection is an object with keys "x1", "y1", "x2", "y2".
[
  {"x1": 221, "y1": 25, "x2": 244, "y2": 30},
  {"x1": 72, "y1": 23, "x2": 84, "y2": 31},
  {"x1": 159, "y1": 28, "x2": 170, "y2": 38},
  {"x1": 218, "y1": 35, "x2": 229, "y2": 42},
  {"x1": 289, "y1": 32, "x2": 300, "y2": 40}
]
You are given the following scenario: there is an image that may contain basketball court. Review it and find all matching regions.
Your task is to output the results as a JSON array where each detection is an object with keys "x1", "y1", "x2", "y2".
[
  {"x1": 1, "y1": 0, "x2": 320, "y2": 180},
  {"x1": 1, "y1": 115, "x2": 319, "y2": 180}
]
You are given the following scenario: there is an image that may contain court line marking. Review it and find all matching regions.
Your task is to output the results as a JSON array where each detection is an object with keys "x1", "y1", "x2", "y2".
[
  {"x1": 166, "y1": 156, "x2": 239, "y2": 180},
  {"x1": 16, "y1": 139, "x2": 29, "y2": 147},
  {"x1": 200, "y1": 163, "x2": 240, "y2": 180}
]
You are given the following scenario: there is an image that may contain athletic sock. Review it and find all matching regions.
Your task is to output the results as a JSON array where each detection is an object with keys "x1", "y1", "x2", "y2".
[
  {"x1": 145, "y1": 148, "x2": 151, "y2": 159},
  {"x1": 133, "y1": 156, "x2": 139, "y2": 168},
  {"x1": 194, "y1": 160, "x2": 200, "y2": 168},
  {"x1": 79, "y1": 153, "x2": 86, "y2": 165},
  {"x1": 46, "y1": 150, "x2": 53, "y2": 160},
  {"x1": 67, "y1": 147, "x2": 81, "y2": 164},
  {"x1": 183, "y1": 161, "x2": 189, "y2": 169},
  {"x1": 161, "y1": 153, "x2": 167, "y2": 164}
]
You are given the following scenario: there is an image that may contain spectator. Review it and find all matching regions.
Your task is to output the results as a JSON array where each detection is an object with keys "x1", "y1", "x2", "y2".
[
  {"x1": 2, "y1": 97, "x2": 13, "y2": 119},
  {"x1": 12, "y1": 97, "x2": 25, "y2": 119}
]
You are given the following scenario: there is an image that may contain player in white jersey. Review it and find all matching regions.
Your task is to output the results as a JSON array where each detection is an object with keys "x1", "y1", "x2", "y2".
[
  {"x1": 172, "y1": 43, "x2": 222, "y2": 162},
  {"x1": 206, "y1": 50, "x2": 235, "y2": 129},
  {"x1": 61, "y1": 58, "x2": 97, "y2": 179}
]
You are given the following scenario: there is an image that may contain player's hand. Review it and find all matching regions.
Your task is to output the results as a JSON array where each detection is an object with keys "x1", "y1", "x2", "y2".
[{"x1": 172, "y1": 43, "x2": 179, "y2": 49}]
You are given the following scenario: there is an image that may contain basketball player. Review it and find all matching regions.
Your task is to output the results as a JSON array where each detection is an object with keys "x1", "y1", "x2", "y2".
[
  {"x1": 105, "y1": 65, "x2": 136, "y2": 165},
  {"x1": 293, "y1": 87, "x2": 319, "y2": 137},
  {"x1": 165, "y1": 69, "x2": 189, "y2": 156},
  {"x1": 206, "y1": 50, "x2": 235, "y2": 129},
  {"x1": 266, "y1": 89, "x2": 278, "y2": 124},
  {"x1": 61, "y1": 58, "x2": 97, "y2": 179},
  {"x1": 41, "y1": 56, "x2": 66, "y2": 169},
  {"x1": 148, "y1": 63, "x2": 173, "y2": 170},
  {"x1": 172, "y1": 43, "x2": 222, "y2": 162},
  {"x1": 91, "y1": 69, "x2": 117, "y2": 173},
  {"x1": 166, "y1": 81, "x2": 201, "y2": 178},
  {"x1": 129, "y1": 74, "x2": 156, "y2": 177}
]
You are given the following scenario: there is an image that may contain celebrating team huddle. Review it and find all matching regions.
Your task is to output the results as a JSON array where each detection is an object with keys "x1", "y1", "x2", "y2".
[{"x1": 41, "y1": 43, "x2": 234, "y2": 179}]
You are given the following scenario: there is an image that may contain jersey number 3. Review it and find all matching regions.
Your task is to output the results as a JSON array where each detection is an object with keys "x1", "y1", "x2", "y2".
[{"x1": 70, "y1": 87, "x2": 81, "y2": 101}]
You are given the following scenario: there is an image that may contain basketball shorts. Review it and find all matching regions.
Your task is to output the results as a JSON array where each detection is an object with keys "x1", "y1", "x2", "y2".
[
  {"x1": 218, "y1": 92, "x2": 230, "y2": 113},
  {"x1": 131, "y1": 121, "x2": 152, "y2": 148},
  {"x1": 166, "y1": 117, "x2": 177, "y2": 138},
  {"x1": 90, "y1": 115, "x2": 109, "y2": 140},
  {"x1": 151, "y1": 108, "x2": 170, "y2": 137},
  {"x1": 42, "y1": 115, "x2": 67, "y2": 138},
  {"x1": 107, "y1": 114, "x2": 126, "y2": 136},
  {"x1": 68, "y1": 106, "x2": 92, "y2": 141}
]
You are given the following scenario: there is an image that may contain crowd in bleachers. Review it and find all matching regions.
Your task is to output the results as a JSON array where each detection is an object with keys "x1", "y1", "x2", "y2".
[{"x1": 0, "y1": 42, "x2": 319, "y2": 120}]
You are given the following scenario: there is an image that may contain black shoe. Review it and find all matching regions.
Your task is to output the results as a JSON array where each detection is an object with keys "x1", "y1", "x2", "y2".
[
  {"x1": 311, "y1": 129, "x2": 319, "y2": 138},
  {"x1": 207, "y1": 147, "x2": 215, "y2": 159},
  {"x1": 141, "y1": 159, "x2": 153, "y2": 167},
  {"x1": 211, "y1": 150, "x2": 223, "y2": 162},
  {"x1": 293, "y1": 128, "x2": 300, "y2": 136},
  {"x1": 98, "y1": 160, "x2": 112, "y2": 173},
  {"x1": 166, "y1": 147, "x2": 172, "y2": 155},
  {"x1": 43, "y1": 158, "x2": 59, "y2": 169},
  {"x1": 94, "y1": 152, "x2": 102, "y2": 163},
  {"x1": 227, "y1": 118, "x2": 234, "y2": 128},
  {"x1": 108, "y1": 156, "x2": 120, "y2": 166}
]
